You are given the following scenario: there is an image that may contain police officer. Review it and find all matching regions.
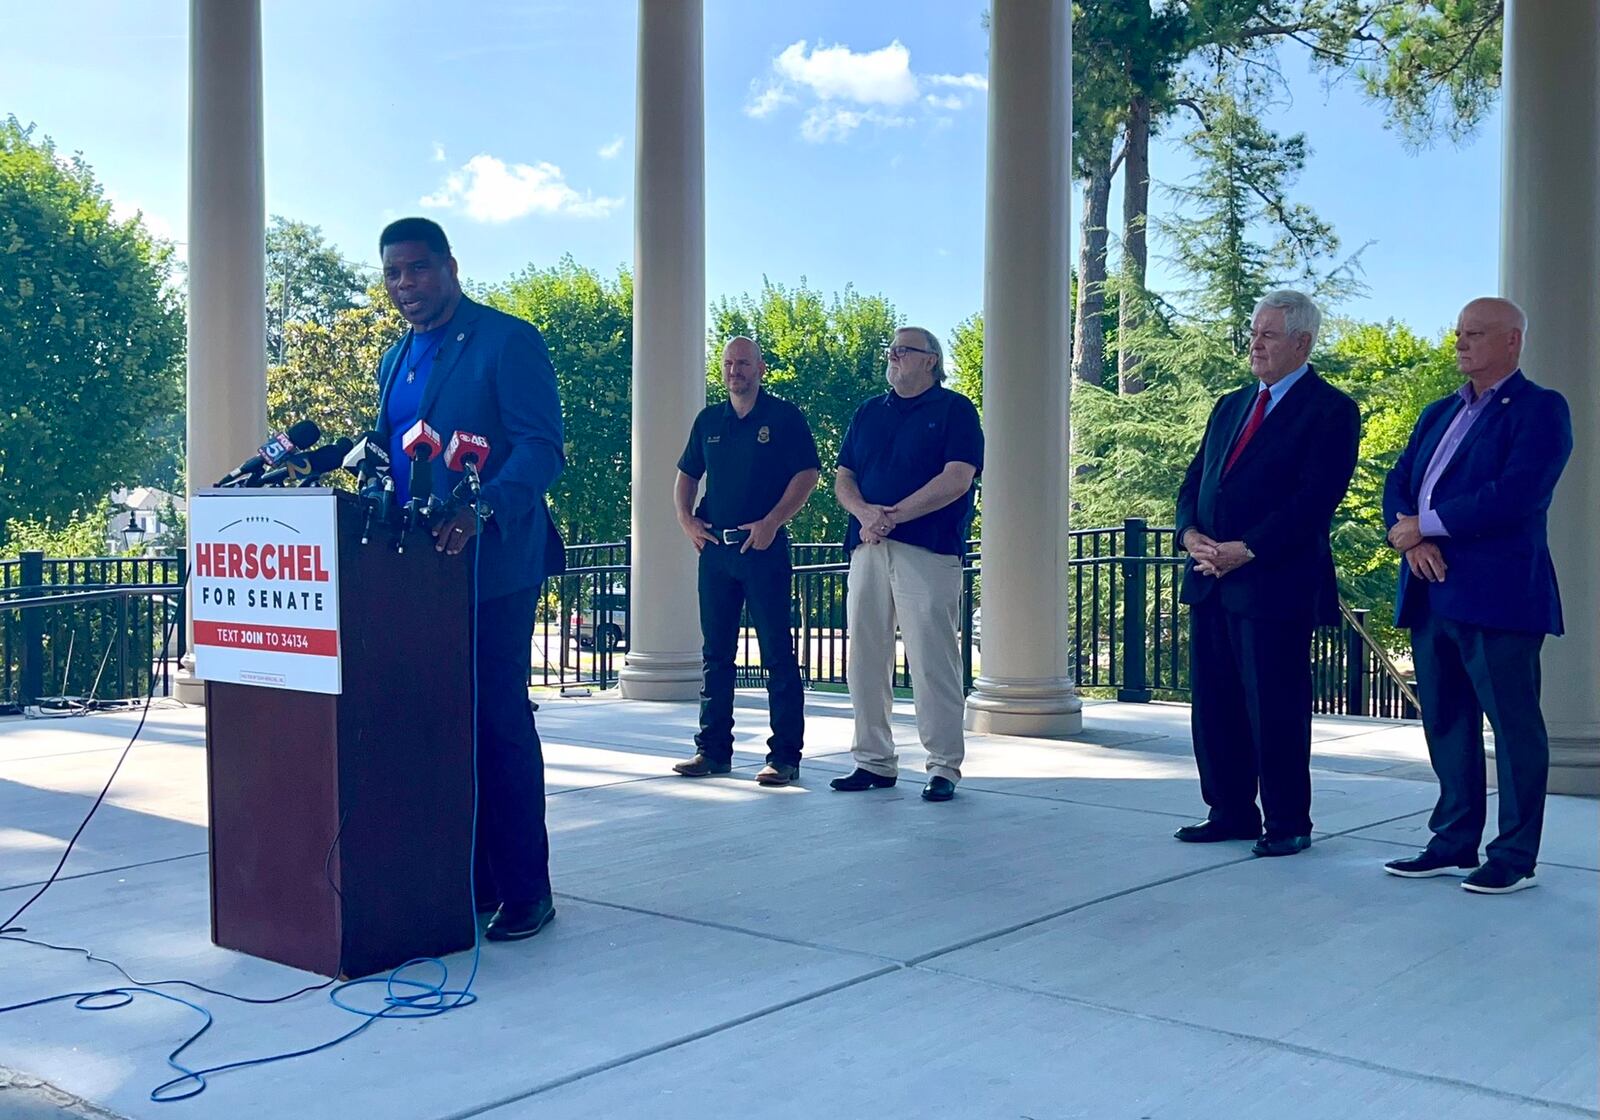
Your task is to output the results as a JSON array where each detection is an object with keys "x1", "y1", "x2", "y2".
[{"x1": 672, "y1": 337, "x2": 821, "y2": 785}]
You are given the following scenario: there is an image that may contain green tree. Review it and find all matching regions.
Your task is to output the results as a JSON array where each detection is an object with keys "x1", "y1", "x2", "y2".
[
  {"x1": 0, "y1": 118, "x2": 185, "y2": 546},
  {"x1": 1163, "y1": 69, "x2": 1356, "y2": 353},
  {"x1": 267, "y1": 285, "x2": 403, "y2": 459},
  {"x1": 708, "y1": 281, "x2": 905, "y2": 543},
  {"x1": 266, "y1": 216, "x2": 369, "y2": 365},
  {"x1": 2, "y1": 499, "x2": 114, "y2": 559},
  {"x1": 485, "y1": 258, "x2": 633, "y2": 544}
]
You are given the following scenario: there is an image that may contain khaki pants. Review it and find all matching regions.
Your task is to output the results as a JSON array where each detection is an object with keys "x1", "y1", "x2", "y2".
[{"x1": 846, "y1": 539, "x2": 966, "y2": 783}]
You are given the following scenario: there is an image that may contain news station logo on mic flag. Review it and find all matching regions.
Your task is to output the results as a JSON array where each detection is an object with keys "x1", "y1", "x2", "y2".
[{"x1": 189, "y1": 491, "x2": 343, "y2": 694}]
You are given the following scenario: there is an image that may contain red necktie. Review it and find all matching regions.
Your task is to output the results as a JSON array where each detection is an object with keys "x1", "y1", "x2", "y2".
[{"x1": 1223, "y1": 388, "x2": 1271, "y2": 475}]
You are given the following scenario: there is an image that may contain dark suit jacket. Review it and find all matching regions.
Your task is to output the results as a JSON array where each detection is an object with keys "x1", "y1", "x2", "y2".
[
  {"x1": 1176, "y1": 367, "x2": 1360, "y2": 626},
  {"x1": 376, "y1": 296, "x2": 566, "y2": 600},
  {"x1": 1382, "y1": 370, "x2": 1570, "y2": 636}
]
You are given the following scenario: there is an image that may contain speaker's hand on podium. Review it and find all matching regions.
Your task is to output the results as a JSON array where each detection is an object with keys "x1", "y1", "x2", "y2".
[{"x1": 433, "y1": 506, "x2": 481, "y2": 555}]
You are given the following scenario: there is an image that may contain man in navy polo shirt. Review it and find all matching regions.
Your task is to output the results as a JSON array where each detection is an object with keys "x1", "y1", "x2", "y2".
[
  {"x1": 672, "y1": 337, "x2": 821, "y2": 786},
  {"x1": 832, "y1": 327, "x2": 983, "y2": 802}
]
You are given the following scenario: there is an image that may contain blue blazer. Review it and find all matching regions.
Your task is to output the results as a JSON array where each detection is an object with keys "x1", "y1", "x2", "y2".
[
  {"x1": 376, "y1": 296, "x2": 566, "y2": 600},
  {"x1": 1382, "y1": 370, "x2": 1571, "y2": 635}
]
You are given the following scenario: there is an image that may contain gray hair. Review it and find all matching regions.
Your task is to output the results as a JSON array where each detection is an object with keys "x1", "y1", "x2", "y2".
[
  {"x1": 902, "y1": 326, "x2": 946, "y2": 383},
  {"x1": 1253, "y1": 290, "x2": 1322, "y2": 345}
]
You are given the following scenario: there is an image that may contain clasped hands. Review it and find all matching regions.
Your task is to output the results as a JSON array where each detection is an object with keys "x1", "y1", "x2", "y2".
[
  {"x1": 1387, "y1": 514, "x2": 1447, "y2": 583},
  {"x1": 1183, "y1": 530, "x2": 1254, "y2": 578},
  {"x1": 857, "y1": 503, "x2": 900, "y2": 545}
]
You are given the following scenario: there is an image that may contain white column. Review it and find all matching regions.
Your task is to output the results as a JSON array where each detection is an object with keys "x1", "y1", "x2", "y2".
[
  {"x1": 1501, "y1": 0, "x2": 1600, "y2": 796},
  {"x1": 965, "y1": 0, "x2": 1080, "y2": 737},
  {"x1": 179, "y1": 0, "x2": 266, "y2": 703},
  {"x1": 618, "y1": 0, "x2": 706, "y2": 700}
]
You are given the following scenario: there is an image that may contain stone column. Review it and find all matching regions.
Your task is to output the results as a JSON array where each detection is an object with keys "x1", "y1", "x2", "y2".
[
  {"x1": 178, "y1": 0, "x2": 267, "y2": 703},
  {"x1": 965, "y1": 0, "x2": 1081, "y2": 737},
  {"x1": 1500, "y1": 0, "x2": 1600, "y2": 795},
  {"x1": 618, "y1": 0, "x2": 706, "y2": 700}
]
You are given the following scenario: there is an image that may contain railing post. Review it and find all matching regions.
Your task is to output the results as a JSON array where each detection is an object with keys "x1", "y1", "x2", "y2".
[
  {"x1": 174, "y1": 547, "x2": 189, "y2": 660},
  {"x1": 18, "y1": 550, "x2": 44, "y2": 708},
  {"x1": 1345, "y1": 608, "x2": 1369, "y2": 716},
  {"x1": 1118, "y1": 519, "x2": 1151, "y2": 702}
]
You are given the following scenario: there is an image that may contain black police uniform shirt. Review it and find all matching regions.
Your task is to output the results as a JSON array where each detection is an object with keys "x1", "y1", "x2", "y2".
[
  {"x1": 837, "y1": 384, "x2": 984, "y2": 557},
  {"x1": 677, "y1": 389, "x2": 822, "y2": 534}
]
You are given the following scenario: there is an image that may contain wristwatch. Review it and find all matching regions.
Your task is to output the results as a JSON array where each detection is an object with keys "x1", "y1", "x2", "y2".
[{"x1": 475, "y1": 499, "x2": 495, "y2": 523}]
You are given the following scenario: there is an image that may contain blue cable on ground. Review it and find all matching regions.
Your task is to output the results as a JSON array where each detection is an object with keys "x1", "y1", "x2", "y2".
[{"x1": 0, "y1": 507, "x2": 489, "y2": 1103}]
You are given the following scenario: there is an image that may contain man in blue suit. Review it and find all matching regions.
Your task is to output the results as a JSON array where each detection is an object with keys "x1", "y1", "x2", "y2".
[
  {"x1": 375, "y1": 217, "x2": 566, "y2": 939},
  {"x1": 1382, "y1": 297, "x2": 1572, "y2": 895}
]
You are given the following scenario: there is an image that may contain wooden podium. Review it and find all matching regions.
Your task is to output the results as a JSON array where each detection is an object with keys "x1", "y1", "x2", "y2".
[{"x1": 198, "y1": 489, "x2": 475, "y2": 979}]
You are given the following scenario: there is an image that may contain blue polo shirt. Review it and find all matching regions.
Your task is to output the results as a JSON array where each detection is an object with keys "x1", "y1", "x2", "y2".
[
  {"x1": 384, "y1": 323, "x2": 450, "y2": 504},
  {"x1": 837, "y1": 384, "x2": 984, "y2": 556},
  {"x1": 677, "y1": 389, "x2": 821, "y2": 530}
]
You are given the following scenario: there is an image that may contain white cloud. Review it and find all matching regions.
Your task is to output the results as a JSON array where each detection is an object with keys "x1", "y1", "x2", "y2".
[
  {"x1": 746, "y1": 40, "x2": 987, "y2": 141},
  {"x1": 927, "y1": 72, "x2": 988, "y2": 91},
  {"x1": 745, "y1": 83, "x2": 798, "y2": 119},
  {"x1": 421, "y1": 154, "x2": 623, "y2": 222},
  {"x1": 597, "y1": 136, "x2": 624, "y2": 160},
  {"x1": 800, "y1": 106, "x2": 912, "y2": 144},
  {"x1": 432, "y1": 142, "x2": 447, "y2": 162},
  {"x1": 773, "y1": 40, "x2": 919, "y2": 105}
]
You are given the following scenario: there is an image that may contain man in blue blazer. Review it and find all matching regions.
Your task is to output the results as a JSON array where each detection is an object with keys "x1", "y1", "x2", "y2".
[
  {"x1": 375, "y1": 218, "x2": 566, "y2": 939},
  {"x1": 1382, "y1": 297, "x2": 1572, "y2": 895}
]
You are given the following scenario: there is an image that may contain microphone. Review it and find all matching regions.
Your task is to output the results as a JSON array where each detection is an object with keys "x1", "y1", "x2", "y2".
[
  {"x1": 257, "y1": 438, "x2": 354, "y2": 487},
  {"x1": 444, "y1": 431, "x2": 491, "y2": 500},
  {"x1": 399, "y1": 420, "x2": 443, "y2": 548},
  {"x1": 216, "y1": 420, "x2": 321, "y2": 487},
  {"x1": 343, "y1": 431, "x2": 392, "y2": 484}
]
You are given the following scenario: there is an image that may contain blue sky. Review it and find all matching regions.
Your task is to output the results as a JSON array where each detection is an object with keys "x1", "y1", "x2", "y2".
[{"x1": 4, "y1": 0, "x2": 1501, "y2": 348}]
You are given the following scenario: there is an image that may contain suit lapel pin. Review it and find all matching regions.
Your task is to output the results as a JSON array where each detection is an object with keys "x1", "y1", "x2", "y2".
[
  {"x1": 1501, "y1": 397, "x2": 1510, "y2": 404},
  {"x1": 456, "y1": 332, "x2": 465, "y2": 342}
]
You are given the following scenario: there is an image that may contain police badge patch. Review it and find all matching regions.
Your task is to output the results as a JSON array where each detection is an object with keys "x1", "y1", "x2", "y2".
[{"x1": 757, "y1": 425, "x2": 771, "y2": 443}]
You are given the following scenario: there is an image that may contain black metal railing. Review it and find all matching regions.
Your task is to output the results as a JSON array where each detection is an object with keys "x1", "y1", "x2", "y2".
[
  {"x1": 532, "y1": 523, "x2": 1417, "y2": 720},
  {"x1": 3, "y1": 526, "x2": 1417, "y2": 721},
  {"x1": 1, "y1": 550, "x2": 186, "y2": 713}
]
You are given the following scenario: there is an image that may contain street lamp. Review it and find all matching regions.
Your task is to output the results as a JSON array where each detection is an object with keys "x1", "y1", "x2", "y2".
[{"x1": 121, "y1": 513, "x2": 147, "y2": 554}]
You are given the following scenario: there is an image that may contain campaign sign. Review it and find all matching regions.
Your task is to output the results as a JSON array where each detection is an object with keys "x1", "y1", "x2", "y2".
[{"x1": 190, "y1": 490, "x2": 342, "y2": 694}]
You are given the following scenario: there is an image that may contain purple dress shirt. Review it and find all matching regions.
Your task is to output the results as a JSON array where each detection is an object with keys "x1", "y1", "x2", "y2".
[{"x1": 1417, "y1": 370, "x2": 1517, "y2": 537}]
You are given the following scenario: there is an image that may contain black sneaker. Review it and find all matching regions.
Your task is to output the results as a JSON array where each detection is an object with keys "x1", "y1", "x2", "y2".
[
  {"x1": 673, "y1": 753, "x2": 732, "y2": 777},
  {"x1": 1384, "y1": 850, "x2": 1480, "y2": 878},
  {"x1": 830, "y1": 767, "x2": 897, "y2": 791},
  {"x1": 1462, "y1": 863, "x2": 1537, "y2": 895}
]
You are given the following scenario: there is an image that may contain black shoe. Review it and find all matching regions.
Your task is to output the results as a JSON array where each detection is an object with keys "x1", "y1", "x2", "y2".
[
  {"x1": 673, "y1": 753, "x2": 732, "y2": 777},
  {"x1": 1462, "y1": 863, "x2": 1537, "y2": 895},
  {"x1": 830, "y1": 767, "x2": 897, "y2": 792},
  {"x1": 1384, "y1": 849, "x2": 1480, "y2": 878},
  {"x1": 1252, "y1": 834, "x2": 1312, "y2": 858},
  {"x1": 921, "y1": 776, "x2": 956, "y2": 802},
  {"x1": 1174, "y1": 820, "x2": 1261, "y2": 843},
  {"x1": 485, "y1": 897, "x2": 556, "y2": 941}
]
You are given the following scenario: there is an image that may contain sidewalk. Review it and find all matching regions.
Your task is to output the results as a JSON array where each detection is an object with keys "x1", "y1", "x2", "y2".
[{"x1": 1, "y1": 695, "x2": 1594, "y2": 1119}]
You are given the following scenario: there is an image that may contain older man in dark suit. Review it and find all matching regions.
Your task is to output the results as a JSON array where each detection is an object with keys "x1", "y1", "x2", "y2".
[
  {"x1": 1174, "y1": 290, "x2": 1360, "y2": 857},
  {"x1": 1381, "y1": 297, "x2": 1572, "y2": 895},
  {"x1": 374, "y1": 217, "x2": 567, "y2": 940}
]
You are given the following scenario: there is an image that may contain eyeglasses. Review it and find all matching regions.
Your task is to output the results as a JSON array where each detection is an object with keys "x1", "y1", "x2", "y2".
[{"x1": 884, "y1": 345, "x2": 933, "y2": 359}]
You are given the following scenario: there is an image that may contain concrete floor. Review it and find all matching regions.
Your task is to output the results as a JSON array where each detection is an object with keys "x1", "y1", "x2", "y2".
[{"x1": 0, "y1": 693, "x2": 1594, "y2": 1119}]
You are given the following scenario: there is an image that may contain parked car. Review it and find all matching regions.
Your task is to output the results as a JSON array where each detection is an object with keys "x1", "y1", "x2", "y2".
[{"x1": 572, "y1": 592, "x2": 629, "y2": 651}]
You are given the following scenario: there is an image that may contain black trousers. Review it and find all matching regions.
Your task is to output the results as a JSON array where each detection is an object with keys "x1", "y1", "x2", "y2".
[
  {"x1": 695, "y1": 539, "x2": 804, "y2": 766},
  {"x1": 1189, "y1": 599, "x2": 1314, "y2": 838},
  {"x1": 469, "y1": 587, "x2": 552, "y2": 908},
  {"x1": 1411, "y1": 604, "x2": 1548, "y2": 873}
]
